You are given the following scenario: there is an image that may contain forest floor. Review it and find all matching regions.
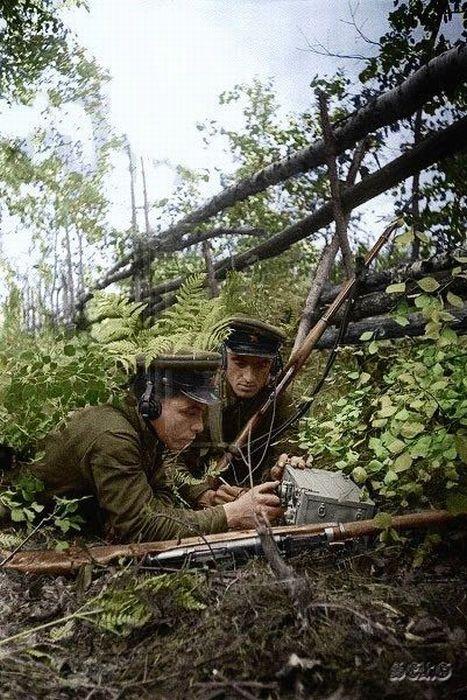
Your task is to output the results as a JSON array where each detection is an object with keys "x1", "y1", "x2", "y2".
[{"x1": 0, "y1": 529, "x2": 465, "y2": 700}]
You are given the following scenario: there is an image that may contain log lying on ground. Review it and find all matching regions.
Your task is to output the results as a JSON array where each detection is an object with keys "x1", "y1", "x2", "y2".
[
  {"x1": 314, "y1": 305, "x2": 467, "y2": 349},
  {"x1": 140, "y1": 116, "x2": 467, "y2": 304},
  {"x1": 319, "y1": 248, "x2": 467, "y2": 305},
  {"x1": 76, "y1": 44, "x2": 467, "y2": 306},
  {"x1": 309, "y1": 274, "x2": 467, "y2": 327}
]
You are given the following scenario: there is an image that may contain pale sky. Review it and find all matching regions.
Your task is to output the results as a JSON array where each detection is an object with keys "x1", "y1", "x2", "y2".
[{"x1": 0, "y1": 0, "x2": 408, "y2": 291}]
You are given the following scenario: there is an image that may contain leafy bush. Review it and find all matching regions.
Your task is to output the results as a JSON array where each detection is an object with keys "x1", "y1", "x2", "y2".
[
  {"x1": 299, "y1": 339, "x2": 467, "y2": 511},
  {"x1": 0, "y1": 331, "x2": 122, "y2": 453}
]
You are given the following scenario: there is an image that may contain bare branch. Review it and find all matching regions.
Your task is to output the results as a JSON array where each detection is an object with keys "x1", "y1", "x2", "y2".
[
  {"x1": 317, "y1": 89, "x2": 354, "y2": 277},
  {"x1": 291, "y1": 137, "x2": 369, "y2": 352}
]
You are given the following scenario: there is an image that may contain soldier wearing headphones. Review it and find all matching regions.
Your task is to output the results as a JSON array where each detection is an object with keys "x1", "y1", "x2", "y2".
[
  {"x1": 24, "y1": 350, "x2": 283, "y2": 542},
  {"x1": 176, "y1": 317, "x2": 304, "y2": 508}
]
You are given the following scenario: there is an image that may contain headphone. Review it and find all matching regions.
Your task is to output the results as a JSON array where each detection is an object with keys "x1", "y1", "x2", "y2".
[{"x1": 134, "y1": 356, "x2": 162, "y2": 422}]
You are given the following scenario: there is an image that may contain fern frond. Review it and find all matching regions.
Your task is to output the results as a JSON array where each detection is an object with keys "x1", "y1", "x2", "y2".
[
  {"x1": 87, "y1": 292, "x2": 147, "y2": 323},
  {"x1": 89, "y1": 572, "x2": 205, "y2": 636}
]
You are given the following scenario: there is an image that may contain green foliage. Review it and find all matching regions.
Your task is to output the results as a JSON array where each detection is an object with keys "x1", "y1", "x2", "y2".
[
  {"x1": 0, "y1": 473, "x2": 45, "y2": 524},
  {"x1": 0, "y1": 471, "x2": 86, "y2": 537},
  {"x1": 88, "y1": 273, "x2": 231, "y2": 369},
  {"x1": 0, "y1": 331, "x2": 121, "y2": 451},
  {"x1": 358, "y1": 0, "x2": 466, "y2": 249},
  {"x1": 89, "y1": 571, "x2": 205, "y2": 637},
  {"x1": 0, "y1": 0, "x2": 76, "y2": 102},
  {"x1": 299, "y1": 337, "x2": 467, "y2": 510}
]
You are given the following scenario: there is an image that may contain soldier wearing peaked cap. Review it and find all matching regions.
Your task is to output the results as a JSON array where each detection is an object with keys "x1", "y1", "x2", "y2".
[
  {"x1": 175, "y1": 317, "x2": 302, "y2": 507},
  {"x1": 24, "y1": 350, "x2": 283, "y2": 542}
]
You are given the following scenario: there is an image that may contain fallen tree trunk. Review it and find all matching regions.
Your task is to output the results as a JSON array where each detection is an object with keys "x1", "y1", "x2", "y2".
[
  {"x1": 141, "y1": 116, "x2": 467, "y2": 305},
  {"x1": 319, "y1": 248, "x2": 467, "y2": 305},
  {"x1": 310, "y1": 274, "x2": 467, "y2": 326},
  {"x1": 76, "y1": 44, "x2": 467, "y2": 306},
  {"x1": 314, "y1": 305, "x2": 467, "y2": 348}
]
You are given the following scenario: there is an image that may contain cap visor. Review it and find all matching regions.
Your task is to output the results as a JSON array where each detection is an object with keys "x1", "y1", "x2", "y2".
[
  {"x1": 181, "y1": 388, "x2": 220, "y2": 405},
  {"x1": 227, "y1": 348, "x2": 277, "y2": 359}
]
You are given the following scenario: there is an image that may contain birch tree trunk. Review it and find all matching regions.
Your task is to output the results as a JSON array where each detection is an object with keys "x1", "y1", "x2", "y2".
[{"x1": 202, "y1": 240, "x2": 220, "y2": 297}]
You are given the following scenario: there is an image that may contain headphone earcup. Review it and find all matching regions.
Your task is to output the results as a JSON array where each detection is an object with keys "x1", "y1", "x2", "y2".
[
  {"x1": 148, "y1": 396, "x2": 162, "y2": 420},
  {"x1": 138, "y1": 379, "x2": 162, "y2": 421}
]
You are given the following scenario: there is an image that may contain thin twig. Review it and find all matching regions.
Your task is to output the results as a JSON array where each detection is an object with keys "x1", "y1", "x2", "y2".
[{"x1": 317, "y1": 89, "x2": 354, "y2": 278}]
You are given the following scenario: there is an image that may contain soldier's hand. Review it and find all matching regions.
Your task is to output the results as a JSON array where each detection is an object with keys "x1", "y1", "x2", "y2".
[
  {"x1": 212, "y1": 484, "x2": 247, "y2": 504},
  {"x1": 223, "y1": 481, "x2": 283, "y2": 530},
  {"x1": 197, "y1": 485, "x2": 247, "y2": 507},
  {"x1": 270, "y1": 453, "x2": 307, "y2": 481}
]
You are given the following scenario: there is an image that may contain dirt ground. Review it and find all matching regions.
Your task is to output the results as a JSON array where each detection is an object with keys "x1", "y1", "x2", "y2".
[{"x1": 0, "y1": 530, "x2": 465, "y2": 700}]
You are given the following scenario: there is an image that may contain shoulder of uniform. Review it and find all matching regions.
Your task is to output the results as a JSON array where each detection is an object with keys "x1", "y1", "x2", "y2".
[{"x1": 69, "y1": 403, "x2": 140, "y2": 437}]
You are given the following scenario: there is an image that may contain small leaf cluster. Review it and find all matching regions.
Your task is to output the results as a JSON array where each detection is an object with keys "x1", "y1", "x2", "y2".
[
  {"x1": 0, "y1": 471, "x2": 86, "y2": 539},
  {"x1": 89, "y1": 571, "x2": 205, "y2": 637}
]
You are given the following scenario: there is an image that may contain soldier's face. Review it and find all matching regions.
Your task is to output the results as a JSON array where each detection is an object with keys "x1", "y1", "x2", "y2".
[
  {"x1": 153, "y1": 395, "x2": 205, "y2": 451},
  {"x1": 226, "y1": 353, "x2": 273, "y2": 398}
]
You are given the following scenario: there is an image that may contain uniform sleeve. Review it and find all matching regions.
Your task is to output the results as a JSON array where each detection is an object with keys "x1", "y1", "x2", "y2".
[
  {"x1": 169, "y1": 459, "x2": 214, "y2": 505},
  {"x1": 88, "y1": 431, "x2": 227, "y2": 542},
  {"x1": 167, "y1": 434, "x2": 222, "y2": 507}
]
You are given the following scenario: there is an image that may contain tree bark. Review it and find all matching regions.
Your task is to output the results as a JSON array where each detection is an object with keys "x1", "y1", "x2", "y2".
[
  {"x1": 126, "y1": 140, "x2": 143, "y2": 301},
  {"x1": 63, "y1": 224, "x2": 75, "y2": 319},
  {"x1": 315, "y1": 306, "x2": 467, "y2": 348},
  {"x1": 202, "y1": 240, "x2": 220, "y2": 297},
  {"x1": 319, "y1": 248, "x2": 467, "y2": 304},
  {"x1": 308, "y1": 275, "x2": 467, "y2": 327},
  {"x1": 291, "y1": 125, "x2": 371, "y2": 354},
  {"x1": 317, "y1": 89, "x2": 354, "y2": 277},
  {"x1": 140, "y1": 156, "x2": 151, "y2": 236}
]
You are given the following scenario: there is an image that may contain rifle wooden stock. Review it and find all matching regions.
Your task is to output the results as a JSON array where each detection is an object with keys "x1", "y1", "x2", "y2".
[
  {"x1": 0, "y1": 509, "x2": 463, "y2": 575},
  {"x1": 216, "y1": 220, "x2": 400, "y2": 473}
]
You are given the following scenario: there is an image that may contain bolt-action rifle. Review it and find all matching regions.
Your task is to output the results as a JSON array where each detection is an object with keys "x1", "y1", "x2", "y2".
[
  {"x1": 214, "y1": 220, "x2": 401, "y2": 478},
  {"x1": 0, "y1": 509, "x2": 463, "y2": 575}
]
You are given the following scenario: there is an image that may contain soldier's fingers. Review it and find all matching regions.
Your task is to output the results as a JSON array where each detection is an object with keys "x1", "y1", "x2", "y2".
[
  {"x1": 256, "y1": 480, "x2": 280, "y2": 494},
  {"x1": 220, "y1": 484, "x2": 244, "y2": 497},
  {"x1": 212, "y1": 491, "x2": 237, "y2": 504},
  {"x1": 269, "y1": 465, "x2": 284, "y2": 481},
  {"x1": 290, "y1": 455, "x2": 305, "y2": 468},
  {"x1": 255, "y1": 493, "x2": 281, "y2": 508},
  {"x1": 277, "y1": 453, "x2": 288, "y2": 467},
  {"x1": 259, "y1": 506, "x2": 283, "y2": 523}
]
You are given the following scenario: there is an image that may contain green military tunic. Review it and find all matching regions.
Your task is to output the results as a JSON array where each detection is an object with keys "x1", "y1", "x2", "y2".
[
  {"x1": 30, "y1": 396, "x2": 227, "y2": 542},
  {"x1": 175, "y1": 384, "x2": 295, "y2": 503}
]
